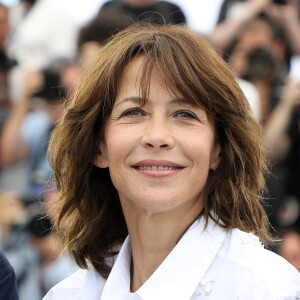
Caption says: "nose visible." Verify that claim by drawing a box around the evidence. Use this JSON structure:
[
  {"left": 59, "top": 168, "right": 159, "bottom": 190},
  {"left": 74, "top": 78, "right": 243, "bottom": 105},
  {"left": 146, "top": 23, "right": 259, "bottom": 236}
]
[{"left": 141, "top": 118, "right": 175, "bottom": 150}]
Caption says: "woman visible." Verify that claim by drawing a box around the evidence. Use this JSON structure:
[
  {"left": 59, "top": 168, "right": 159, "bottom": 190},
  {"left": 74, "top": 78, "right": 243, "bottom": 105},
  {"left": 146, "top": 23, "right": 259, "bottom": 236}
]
[{"left": 44, "top": 25, "right": 300, "bottom": 299}]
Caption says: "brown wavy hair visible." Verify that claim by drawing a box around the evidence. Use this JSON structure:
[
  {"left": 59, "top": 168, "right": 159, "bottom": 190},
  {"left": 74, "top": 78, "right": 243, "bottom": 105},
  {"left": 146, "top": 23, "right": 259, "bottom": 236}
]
[{"left": 48, "top": 24, "right": 271, "bottom": 278}]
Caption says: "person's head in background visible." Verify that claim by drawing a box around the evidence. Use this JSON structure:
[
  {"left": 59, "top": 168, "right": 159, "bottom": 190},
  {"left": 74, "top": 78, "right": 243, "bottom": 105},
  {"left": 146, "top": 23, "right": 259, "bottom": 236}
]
[
  {"left": 77, "top": 8, "right": 132, "bottom": 67},
  {"left": 29, "top": 65, "right": 67, "bottom": 124},
  {"left": 227, "top": 14, "right": 288, "bottom": 122},
  {"left": 228, "top": 14, "right": 287, "bottom": 81},
  {"left": 27, "top": 212, "right": 62, "bottom": 266},
  {"left": 57, "top": 8, "right": 133, "bottom": 99}
]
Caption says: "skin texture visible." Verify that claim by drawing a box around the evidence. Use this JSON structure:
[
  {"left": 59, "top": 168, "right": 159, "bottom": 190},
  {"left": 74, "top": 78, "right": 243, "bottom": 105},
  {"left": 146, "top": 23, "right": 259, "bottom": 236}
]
[
  {"left": 96, "top": 56, "right": 220, "bottom": 214},
  {"left": 95, "top": 56, "right": 221, "bottom": 291}
]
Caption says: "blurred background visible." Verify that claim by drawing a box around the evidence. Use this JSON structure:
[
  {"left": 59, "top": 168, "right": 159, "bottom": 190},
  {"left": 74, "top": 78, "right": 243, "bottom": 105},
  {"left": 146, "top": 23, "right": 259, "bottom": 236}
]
[{"left": 0, "top": 0, "right": 299, "bottom": 298}]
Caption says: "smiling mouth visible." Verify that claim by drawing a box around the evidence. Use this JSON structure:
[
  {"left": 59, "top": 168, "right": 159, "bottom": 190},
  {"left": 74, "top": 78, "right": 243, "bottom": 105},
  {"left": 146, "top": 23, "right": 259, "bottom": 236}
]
[
  {"left": 132, "top": 160, "right": 184, "bottom": 178},
  {"left": 135, "top": 166, "right": 181, "bottom": 170}
]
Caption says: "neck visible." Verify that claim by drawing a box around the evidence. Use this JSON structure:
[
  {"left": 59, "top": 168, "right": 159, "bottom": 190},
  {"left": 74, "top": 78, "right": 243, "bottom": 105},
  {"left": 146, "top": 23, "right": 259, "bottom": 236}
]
[{"left": 122, "top": 201, "right": 203, "bottom": 292}]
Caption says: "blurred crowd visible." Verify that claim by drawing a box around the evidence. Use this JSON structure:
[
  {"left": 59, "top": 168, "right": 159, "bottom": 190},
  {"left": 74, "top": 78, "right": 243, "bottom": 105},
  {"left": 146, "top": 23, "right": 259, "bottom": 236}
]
[{"left": 0, "top": 0, "right": 299, "bottom": 298}]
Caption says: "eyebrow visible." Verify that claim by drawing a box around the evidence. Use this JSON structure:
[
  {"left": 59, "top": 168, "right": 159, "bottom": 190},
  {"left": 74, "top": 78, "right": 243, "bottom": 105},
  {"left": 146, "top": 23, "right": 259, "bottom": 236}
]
[
  {"left": 114, "top": 97, "right": 142, "bottom": 108},
  {"left": 170, "top": 98, "right": 194, "bottom": 106},
  {"left": 114, "top": 96, "right": 196, "bottom": 108}
]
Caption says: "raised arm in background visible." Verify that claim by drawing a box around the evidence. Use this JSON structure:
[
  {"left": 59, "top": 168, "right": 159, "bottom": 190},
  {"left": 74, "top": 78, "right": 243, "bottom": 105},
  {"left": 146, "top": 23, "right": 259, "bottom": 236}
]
[
  {"left": 263, "top": 78, "right": 300, "bottom": 163},
  {"left": 266, "top": 0, "right": 300, "bottom": 55},
  {"left": 0, "top": 70, "right": 43, "bottom": 168},
  {"left": 209, "top": 0, "right": 271, "bottom": 52}
]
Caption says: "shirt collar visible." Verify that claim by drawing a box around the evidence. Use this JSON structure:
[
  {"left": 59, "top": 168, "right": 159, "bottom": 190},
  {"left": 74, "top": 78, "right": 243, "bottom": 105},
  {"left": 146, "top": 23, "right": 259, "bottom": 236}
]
[{"left": 101, "top": 216, "right": 228, "bottom": 300}]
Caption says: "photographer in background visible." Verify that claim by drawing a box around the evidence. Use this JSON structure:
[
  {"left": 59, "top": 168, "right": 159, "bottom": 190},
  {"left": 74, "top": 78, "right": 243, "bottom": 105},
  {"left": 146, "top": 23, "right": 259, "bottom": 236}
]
[
  {"left": 211, "top": 0, "right": 300, "bottom": 236},
  {"left": 20, "top": 211, "right": 77, "bottom": 300},
  {"left": 227, "top": 14, "right": 290, "bottom": 231},
  {"left": 227, "top": 14, "right": 287, "bottom": 122},
  {"left": 0, "top": 195, "right": 77, "bottom": 300},
  {"left": 210, "top": 0, "right": 300, "bottom": 57},
  {"left": 0, "top": 67, "right": 65, "bottom": 197},
  {"left": 264, "top": 77, "right": 300, "bottom": 232}
]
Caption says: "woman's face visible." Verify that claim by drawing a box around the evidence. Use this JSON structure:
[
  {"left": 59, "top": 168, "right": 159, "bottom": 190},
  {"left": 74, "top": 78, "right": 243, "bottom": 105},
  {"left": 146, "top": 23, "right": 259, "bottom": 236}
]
[{"left": 95, "top": 56, "right": 221, "bottom": 216}]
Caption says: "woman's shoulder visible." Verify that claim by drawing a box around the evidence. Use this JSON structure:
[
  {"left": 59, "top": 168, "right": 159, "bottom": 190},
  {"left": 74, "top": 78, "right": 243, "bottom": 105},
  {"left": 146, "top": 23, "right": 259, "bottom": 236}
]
[
  {"left": 217, "top": 228, "right": 300, "bottom": 296},
  {"left": 226, "top": 229, "right": 295, "bottom": 269},
  {"left": 43, "top": 267, "right": 106, "bottom": 300}
]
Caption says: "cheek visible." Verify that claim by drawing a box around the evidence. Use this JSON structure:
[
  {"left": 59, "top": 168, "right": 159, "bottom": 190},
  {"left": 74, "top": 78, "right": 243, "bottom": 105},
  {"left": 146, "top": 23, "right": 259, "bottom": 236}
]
[
  {"left": 105, "top": 128, "right": 134, "bottom": 170},
  {"left": 193, "top": 145, "right": 218, "bottom": 173},
  {"left": 184, "top": 132, "right": 215, "bottom": 157},
  {"left": 105, "top": 126, "right": 125, "bottom": 159}
]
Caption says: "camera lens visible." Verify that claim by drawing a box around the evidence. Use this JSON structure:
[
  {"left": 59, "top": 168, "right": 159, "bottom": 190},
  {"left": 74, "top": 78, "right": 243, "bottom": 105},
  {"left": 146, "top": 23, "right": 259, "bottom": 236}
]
[
  {"left": 247, "top": 47, "right": 274, "bottom": 78},
  {"left": 273, "top": 0, "right": 286, "bottom": 5}
]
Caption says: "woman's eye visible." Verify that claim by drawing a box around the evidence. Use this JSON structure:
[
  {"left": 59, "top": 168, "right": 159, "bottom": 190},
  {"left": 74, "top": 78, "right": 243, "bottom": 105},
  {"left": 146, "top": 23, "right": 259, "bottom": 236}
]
[
  {"left": 121, "top": 108, "right": 146, "bottom": 117},
  {"left": 174, "top": 110, "right": 198, "bottom": 120}
]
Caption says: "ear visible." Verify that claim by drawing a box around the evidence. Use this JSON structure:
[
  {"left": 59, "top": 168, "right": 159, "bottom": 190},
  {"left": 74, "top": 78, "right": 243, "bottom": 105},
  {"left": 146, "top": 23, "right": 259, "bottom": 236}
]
[
  {"left": 210, "top": 143, "right": 221, "bottom": 171},
  {"left": 93, "top": 141, "right": 109, "bottom": 168}
]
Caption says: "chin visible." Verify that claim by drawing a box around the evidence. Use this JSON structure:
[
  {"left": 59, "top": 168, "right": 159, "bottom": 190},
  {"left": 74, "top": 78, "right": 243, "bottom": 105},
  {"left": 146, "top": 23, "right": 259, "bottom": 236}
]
[{"left": 134, "top": 194, "right": 188, "bottom": 214}]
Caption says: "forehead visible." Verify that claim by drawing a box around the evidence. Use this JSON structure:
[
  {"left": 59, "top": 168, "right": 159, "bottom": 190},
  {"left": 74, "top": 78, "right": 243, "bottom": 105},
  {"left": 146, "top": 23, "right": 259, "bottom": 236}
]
[
  {"left": 118, "top": 56, "right": 149, "bottom": 85},
  {"left": 117, "top": 56, "right": 163, "bottom": 90},
  {"left": 115, "top": 55, "right": 188, "bottom": 105},
  {"left": 241, "top": 19, "right": 273, "bottom": 41}
]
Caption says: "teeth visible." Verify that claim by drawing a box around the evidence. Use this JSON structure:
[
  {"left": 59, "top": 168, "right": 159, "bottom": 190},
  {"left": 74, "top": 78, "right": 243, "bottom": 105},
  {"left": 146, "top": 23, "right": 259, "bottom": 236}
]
[{"left": 137, "top": 166, "right": 179, "bottom": 170}]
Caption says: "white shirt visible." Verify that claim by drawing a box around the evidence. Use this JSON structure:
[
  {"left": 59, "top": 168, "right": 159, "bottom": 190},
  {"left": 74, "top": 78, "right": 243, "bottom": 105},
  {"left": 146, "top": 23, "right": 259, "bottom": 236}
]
[
  {"left": 8, "top": 0, "right": 78, "bottom": 68},
  {"left": 237, "top": 78, "right": 261, "bottom": 121},
  {"left": 44, "top": 217, "right": 300, "bottom": 300}
]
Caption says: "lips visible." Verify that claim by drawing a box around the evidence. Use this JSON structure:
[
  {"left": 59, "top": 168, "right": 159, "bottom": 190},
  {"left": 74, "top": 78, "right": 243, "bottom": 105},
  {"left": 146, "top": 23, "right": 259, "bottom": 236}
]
[
  {"left": 137, "top": 166, "right": 179, "bottom": 170},
  {"left": 132, "top": 160, "right": 185, "bottom": 178}
]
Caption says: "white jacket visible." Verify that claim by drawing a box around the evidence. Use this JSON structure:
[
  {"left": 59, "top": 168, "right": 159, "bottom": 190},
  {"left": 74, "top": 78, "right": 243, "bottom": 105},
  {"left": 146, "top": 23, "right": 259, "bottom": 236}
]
[{"left": 44, "top": 217, "right": 300, "bottom": 300}]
